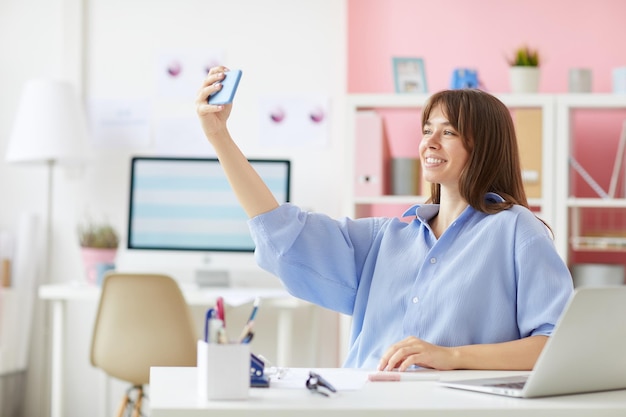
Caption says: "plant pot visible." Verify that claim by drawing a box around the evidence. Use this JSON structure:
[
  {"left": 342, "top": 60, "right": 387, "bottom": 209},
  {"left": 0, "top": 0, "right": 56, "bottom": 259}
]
[
  {"left": 81, "top": 247, "right": 117, "bottom": 285},
  {"left": 509, "top": 66, "right": 540, "bottom": 93}
]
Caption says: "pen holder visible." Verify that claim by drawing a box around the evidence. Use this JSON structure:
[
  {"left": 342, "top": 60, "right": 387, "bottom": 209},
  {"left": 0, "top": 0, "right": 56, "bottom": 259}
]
[{"left": 197, "top": 340, "right": 250, "bottom": 401}]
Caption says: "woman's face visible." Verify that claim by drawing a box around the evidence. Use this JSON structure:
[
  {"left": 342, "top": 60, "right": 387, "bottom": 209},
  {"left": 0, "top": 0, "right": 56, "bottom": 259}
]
[{"left": 419, "top": 104, "right": 469, "bottom": 191}]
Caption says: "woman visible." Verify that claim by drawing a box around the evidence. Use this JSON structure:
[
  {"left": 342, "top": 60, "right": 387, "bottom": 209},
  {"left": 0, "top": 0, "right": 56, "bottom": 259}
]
[{"left": 196, "top": 67, "right": 573, "bottom": 371}]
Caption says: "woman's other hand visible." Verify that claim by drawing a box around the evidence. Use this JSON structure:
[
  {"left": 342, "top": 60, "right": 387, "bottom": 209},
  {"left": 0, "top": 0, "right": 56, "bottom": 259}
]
[{"left": 377, "top": 336, "right": 459, "bottom": 371}]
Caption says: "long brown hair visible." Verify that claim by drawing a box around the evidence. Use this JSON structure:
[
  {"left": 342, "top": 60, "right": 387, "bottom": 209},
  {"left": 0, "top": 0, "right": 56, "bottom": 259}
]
[{"left": 422, "top": 89, "right": 529, "bottom": 214}]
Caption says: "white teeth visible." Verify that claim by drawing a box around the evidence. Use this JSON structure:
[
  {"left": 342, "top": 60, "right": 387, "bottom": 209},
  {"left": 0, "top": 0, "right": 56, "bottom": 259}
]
[{"left": 425, "top": 157, "right": 445, "bottom": 164}]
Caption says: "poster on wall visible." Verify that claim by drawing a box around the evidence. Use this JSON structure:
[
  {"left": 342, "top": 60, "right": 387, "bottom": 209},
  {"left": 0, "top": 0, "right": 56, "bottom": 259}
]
[
  {"left": 156, "top": 49, "right": 224, "bottom": 99},
  {"left": 258, "top": 95, "right": 330, "bottom": 149},
  {"left": 87, "top": 98, "right": 152, "bottom": 148}
]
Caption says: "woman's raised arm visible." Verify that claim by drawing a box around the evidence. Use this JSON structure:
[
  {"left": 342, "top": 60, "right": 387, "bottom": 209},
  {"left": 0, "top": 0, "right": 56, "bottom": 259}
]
[{"left": 195, "top": 67, "right": 279, "bottom": 218}]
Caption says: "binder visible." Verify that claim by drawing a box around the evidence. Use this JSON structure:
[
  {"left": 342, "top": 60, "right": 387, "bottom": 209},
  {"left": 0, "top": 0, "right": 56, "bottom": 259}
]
[
  {"left": 354, "top": 111, "right": 389, "bottom": 196},
  {"left": 514, "top": 108, "right": 543, "bottom": 199}
]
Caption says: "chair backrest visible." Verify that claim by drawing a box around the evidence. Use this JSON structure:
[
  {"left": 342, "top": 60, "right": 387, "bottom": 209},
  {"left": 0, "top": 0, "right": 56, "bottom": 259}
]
[{"left": 90, "top": 273, "right": 197, "bottom": 385}]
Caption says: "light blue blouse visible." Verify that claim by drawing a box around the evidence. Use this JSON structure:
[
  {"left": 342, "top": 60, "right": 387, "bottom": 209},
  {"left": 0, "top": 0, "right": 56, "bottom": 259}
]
[{"left": 248, "top": 194, "right": 574, "bottom": 369}]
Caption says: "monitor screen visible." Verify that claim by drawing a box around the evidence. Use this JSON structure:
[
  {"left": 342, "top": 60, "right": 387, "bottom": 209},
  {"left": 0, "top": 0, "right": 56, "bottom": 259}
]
[{"left": 127, "top": 156, "right": 290, "bottom": 253}]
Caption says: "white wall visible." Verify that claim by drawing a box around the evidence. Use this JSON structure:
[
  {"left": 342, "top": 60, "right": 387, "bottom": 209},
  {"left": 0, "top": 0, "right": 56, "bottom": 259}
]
[
  {"left": 1, "top": 1, "right": 68, "bottom": 416},
  {"left": 0, "top": 0, "right": 347, "bottom": 415}
]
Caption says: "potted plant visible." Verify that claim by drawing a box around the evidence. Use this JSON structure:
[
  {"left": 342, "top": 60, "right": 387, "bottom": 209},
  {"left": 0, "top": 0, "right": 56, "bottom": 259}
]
[
  {"left": 78, "top": 221, "right": 119, "bottom": 285},
  {"left": 508, "top": 45, "right": 541, "bottom": 93}
]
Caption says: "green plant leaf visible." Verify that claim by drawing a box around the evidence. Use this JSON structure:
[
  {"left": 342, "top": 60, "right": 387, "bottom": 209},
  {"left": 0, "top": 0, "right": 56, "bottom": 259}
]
[
  {"left": 509, "top": 45, "right": 540, "bottom": 67},
  {"left": 77, "top": 222, "right": 120, "bottom": 248}
]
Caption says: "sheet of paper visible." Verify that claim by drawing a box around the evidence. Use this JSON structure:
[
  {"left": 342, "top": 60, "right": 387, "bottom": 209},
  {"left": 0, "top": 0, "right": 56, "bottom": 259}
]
[
  {"left": 258, "top": 95, "right": 330, "bottom": 149},
  {"left": 156, "top": 48, "right": 224, "bottom": 99},
  {"left": 87, "top": 98, "right": 151, "bottom": 148},
  {"left": 269, "top": 368, "right": 369, "bottom": 391}
]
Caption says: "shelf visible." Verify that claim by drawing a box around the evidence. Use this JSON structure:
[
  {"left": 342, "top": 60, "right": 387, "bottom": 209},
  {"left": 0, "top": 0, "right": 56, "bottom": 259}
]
[
  {"left": 347, "top": 93, "right": 626, "bottom": 110},
  {"left": 346, "top": 94, "right": 430, "bottom": 109},
  {"left": 571, "top": 236, "right": 626, "bottom": 252},
  {"left": 495, "top": 94, "right": 555, "bottom": 108},
  {"left": 557, "top": 94, "right": 626, "bottom": 108},
  {"left": 354, "top": 196, "right": 544, "bottom": 207},
  {"left": 346, "top": 93, "right": 556, "bottom": 110},
  {"left": 354, "top": 195, "right": 427, "bottom": 205},
  {"left": 566, "top": 198, "right": 626, "bottom": 208}
]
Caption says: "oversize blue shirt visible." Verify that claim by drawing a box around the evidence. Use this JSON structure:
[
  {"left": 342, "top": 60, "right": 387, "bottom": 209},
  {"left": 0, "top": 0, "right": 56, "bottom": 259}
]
[{"left": 248, "top": 195, "right": 574, "bottom": 369}]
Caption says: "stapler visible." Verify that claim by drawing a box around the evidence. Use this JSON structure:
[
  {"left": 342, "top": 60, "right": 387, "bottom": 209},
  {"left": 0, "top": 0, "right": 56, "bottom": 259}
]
[{"left": 250, "top": 353, "right": 270, "bottom": 388}]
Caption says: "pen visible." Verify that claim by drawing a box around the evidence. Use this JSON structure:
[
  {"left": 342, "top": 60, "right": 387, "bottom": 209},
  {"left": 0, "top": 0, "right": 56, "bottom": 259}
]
[
  {"left": 217, "top": 326, "right": 229, "bottom": 344},
  {"left": 247, "top": 297, "right": 261, "bottom": 322},
  {"left": 208, "top": 317, "right": 225, "bottom": 344},
  {"left": 203, "top": 308, "right": 215, "bottom": 342},
  {"left": 216, "top": 296, "right": 225, "bottom": 325},
  {"left": 238, "top": 297, "right": 261, "bottom": 342},
  {"left": 368, "top": 371, "right": 439, "bottom": 382}
]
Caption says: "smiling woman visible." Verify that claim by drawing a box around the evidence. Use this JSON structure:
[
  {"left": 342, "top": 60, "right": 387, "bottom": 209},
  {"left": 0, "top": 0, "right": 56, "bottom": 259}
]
[{"left": 197, "top": 66, "right": 574, "bottom": 372}]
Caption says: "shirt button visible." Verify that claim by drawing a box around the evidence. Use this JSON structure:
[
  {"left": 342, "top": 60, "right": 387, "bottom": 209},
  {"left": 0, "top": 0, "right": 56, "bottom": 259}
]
[
  {"left": 412, "top": 296, "right": 419, "bottom": 304},
  {"left": 430, "top": 257, "right": 437, "bottom": 264}
]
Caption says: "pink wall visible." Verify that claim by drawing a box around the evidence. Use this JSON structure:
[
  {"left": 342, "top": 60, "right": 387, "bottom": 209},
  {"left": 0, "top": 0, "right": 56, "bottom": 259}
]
[
  {"left": 347, "top": 0, "right": 626, "bottom": 270},
  {"left": 347, "top": 0, "right": 626, "bottom": 94}
]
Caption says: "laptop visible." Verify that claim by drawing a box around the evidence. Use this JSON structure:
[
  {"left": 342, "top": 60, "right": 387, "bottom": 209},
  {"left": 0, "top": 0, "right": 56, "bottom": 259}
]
[{"left": 439, "top": 286, "right": 626, "bottom": 398}]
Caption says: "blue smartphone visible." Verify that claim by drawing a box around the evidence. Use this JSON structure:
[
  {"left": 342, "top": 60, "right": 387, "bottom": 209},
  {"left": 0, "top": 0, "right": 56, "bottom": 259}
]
[{"left": 207, "top": 69, "right": 242, "bottom": 105}]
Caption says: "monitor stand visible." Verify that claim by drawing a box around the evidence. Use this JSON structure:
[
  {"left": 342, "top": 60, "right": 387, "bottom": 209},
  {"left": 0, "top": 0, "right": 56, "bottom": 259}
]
[{"left": 194, "top": 269, "right": 230, "bottom": 287}]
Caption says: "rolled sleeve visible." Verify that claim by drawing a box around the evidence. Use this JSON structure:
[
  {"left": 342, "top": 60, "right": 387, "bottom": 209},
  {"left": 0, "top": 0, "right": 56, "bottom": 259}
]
[{"left": 248, "top": 204, "right": 378, "bottom": 314}]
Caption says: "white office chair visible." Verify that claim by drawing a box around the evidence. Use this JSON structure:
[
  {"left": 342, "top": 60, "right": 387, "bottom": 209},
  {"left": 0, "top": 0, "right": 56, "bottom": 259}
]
[{"left": 90, "top": 273, "right": 197, "bottom": 417}]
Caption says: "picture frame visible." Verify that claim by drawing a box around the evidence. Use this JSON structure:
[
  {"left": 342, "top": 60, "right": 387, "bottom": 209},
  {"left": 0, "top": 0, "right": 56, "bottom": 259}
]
[{"left": 392, "top": 57, "right": 427, "bottom": 93}]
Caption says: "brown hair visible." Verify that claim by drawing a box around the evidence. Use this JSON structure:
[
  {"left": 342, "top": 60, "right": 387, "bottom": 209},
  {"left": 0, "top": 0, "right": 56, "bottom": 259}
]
[{"left": 421, "top": 89, "right": 529, "bottom": 214}]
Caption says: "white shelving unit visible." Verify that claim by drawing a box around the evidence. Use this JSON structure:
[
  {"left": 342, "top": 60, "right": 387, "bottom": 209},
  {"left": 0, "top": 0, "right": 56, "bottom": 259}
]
[
  {"left": 554, "top": 94, "right": 626, "bottom": 261},
  {"left": 345, "top": 93, "right": 556, "bottom": 231}
]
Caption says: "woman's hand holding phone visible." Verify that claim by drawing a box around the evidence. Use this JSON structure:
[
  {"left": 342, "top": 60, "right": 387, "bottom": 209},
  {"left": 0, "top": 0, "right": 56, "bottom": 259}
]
[
  {"left": 207, "top": 69, "right": 242, "bottom": 105},
  {"left": 196, "top": 67, "right": 239, "bottom": 140}
]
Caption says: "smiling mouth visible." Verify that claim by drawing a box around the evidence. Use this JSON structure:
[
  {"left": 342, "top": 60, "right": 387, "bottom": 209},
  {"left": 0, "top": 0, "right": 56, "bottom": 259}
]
[{"left": 425, "top": 157, "right": 446, "bottom": 164}]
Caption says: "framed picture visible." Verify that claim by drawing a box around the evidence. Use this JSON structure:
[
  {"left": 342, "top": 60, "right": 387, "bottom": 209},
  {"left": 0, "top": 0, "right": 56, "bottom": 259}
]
[{"left": 392, "top": 57, "right": 427, "bottom": 93}]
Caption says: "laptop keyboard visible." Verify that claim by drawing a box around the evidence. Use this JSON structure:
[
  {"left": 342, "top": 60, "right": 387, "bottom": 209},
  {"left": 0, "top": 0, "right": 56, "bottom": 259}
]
[{"left": 492, "top": 381, "right": 526, "bottom": 389}]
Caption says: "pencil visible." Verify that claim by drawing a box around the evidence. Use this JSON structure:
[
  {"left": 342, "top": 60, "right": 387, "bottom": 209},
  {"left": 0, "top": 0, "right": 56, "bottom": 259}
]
[{"left": 368, "top": 371, "right": 439, "bottom": 382}]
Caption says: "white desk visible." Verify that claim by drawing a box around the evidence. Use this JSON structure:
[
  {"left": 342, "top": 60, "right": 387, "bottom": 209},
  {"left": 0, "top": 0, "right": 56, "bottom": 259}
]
[
  {"left": 38, "top": 282, "right": 308, "bottom": 417},
  {"left": 150, "top": 367, "right": 626, "bottom": 417}
]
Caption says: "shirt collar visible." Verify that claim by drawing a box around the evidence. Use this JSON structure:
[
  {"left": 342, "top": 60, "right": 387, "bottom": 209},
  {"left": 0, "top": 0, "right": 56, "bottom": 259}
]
[{"left": 401, "top": 192, "right": 505, "bottom": 220}]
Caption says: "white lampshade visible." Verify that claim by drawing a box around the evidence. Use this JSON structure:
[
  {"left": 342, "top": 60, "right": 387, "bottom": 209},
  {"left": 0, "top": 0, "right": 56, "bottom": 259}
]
[{"left": 5, "top": 79, "right": 88, "bottom": 163}]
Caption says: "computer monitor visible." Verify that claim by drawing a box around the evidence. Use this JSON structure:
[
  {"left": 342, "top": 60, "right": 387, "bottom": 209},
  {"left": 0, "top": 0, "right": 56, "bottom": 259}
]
[{"left": 118, "top": 156, "right": 291, "bottom": 286}]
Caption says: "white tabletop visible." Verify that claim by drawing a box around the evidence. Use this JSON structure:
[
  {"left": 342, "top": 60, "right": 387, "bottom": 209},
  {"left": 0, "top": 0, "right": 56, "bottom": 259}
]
[
  {"left": 150, "top": 367, "right": 626, "bottom": 417},
  {"left": 38, "top": 281, "right": 300, "bottom": 307}
]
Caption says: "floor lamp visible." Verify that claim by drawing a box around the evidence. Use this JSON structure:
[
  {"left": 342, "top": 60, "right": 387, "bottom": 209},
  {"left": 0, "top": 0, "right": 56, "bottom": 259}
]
[
  {"left": 6, "top": 79, "right": 89, "bottom": 263},
  {"left": 5, "top": 78, "right": 89, "bottom": 417}
]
